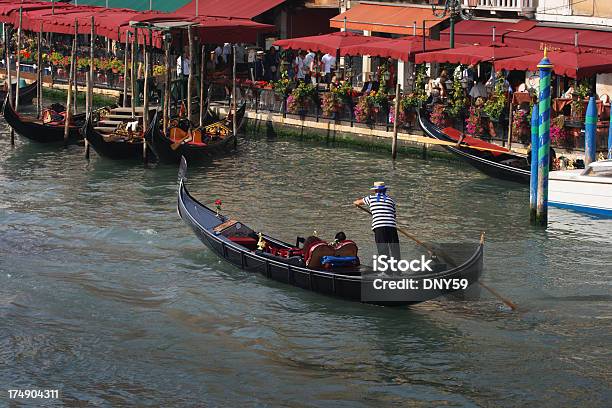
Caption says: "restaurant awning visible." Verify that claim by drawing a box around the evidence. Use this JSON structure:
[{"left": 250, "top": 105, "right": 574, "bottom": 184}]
[
  {"left": 494, "top": 49, "right": 612, "bottom": 79},
  {"left": 176, "top": 0, "right": 285, "bottom": 19},
  {"left": 330, "top": 4, "right": 446, "bottom": 36},
  {"left": 439, "top": 19, "right": 536, "bottom": 46},
  {"left": 440, "top": 19, "right": 612, "bottom": 53},
  {"left": 340, "top": 37, "right": 453, "bottom": 62},
  {"left": 415, "top": 44, "right": 532, "bottom": 65},
  {"left": 274, "top": 31, "right": 382, "bottom": 55}
]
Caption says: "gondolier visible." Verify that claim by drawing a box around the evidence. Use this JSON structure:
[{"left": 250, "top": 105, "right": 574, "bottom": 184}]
[{"left": 353, "top": 181, "right": 401, "bottom": 260}]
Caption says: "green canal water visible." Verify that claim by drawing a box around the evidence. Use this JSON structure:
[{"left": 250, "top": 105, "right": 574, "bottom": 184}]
[{"left": 0, "top": 117, "right": 611, "bottom": 407}]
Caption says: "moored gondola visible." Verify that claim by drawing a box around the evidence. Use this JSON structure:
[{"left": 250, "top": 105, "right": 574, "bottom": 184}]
[
  {"left": 146, "top": 103, "right": 246, "bottom": 164},
  {"left": 82, "top": 107, "right": 156, "bottom": 160},
  {"left": 177, "top": 158, "right": 485, "bottom": 306},
  {"left": 0, "top": 80, "right": 38, "bottom": 106},
  {"left": 418, "top": 109, "right": 530, "bottom": 184},
  {"left": 2, "top": 96, "right": 85, "bottom": 143}
]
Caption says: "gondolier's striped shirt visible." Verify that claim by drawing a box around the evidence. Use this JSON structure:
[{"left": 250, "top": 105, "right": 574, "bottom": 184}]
[{"left": 363, "top": 194, "right": 397, "bottom": 230}]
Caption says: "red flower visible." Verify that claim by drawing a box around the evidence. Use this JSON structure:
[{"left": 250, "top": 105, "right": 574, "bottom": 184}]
[{"left": 214, "top": 199, "right": 222, "bottom": 206}]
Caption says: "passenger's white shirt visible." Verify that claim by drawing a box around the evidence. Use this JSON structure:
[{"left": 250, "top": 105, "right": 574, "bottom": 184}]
[
  {"left": 321, "top": 53, "right": 336, "bottom": 74},
  {"left": 303, "top": 52, "right": 315, "bottom": 71},
  {"left": 294, "top": 56, "right": 305, "bottom": 79},
  {"left": 177, "top": 56, "right": 190, "bottom": 75}
]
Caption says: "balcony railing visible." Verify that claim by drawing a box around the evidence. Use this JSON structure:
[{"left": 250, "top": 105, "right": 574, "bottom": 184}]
[{"left": 462, "top": 0, "right": 536, "bottom": 12}]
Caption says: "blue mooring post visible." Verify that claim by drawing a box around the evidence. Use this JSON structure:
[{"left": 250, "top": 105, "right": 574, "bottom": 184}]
[
  {"left": 585, "top": 96, "right": 597, "bottom": 166},
  {"left": 608, "top": 108, "right": 612, "bottom": 159},
  {"left": 530, "top": 104, "right": 539, "bottom": 224},
  {"left": 536, "top": 49, "right": 553, "bottom": 228}
]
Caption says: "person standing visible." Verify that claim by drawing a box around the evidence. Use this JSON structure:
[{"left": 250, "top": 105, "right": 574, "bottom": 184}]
[
  {"left": 353, "top": 181, "right": 401, "bottom": 261},
  {"left": 176, "top": 52, "right": 190, "bottom": 103},
  {"left": 264, "top": 46, "right": 279, "bottom": 81},
  {"left": 294, "top": 51, "right": 306, "bottom": 82},
  {"left": 321, "top": 52, "right": 336, "bottom": 85},
  {"left": 303, "top": 49, "right": 315, "bottom": 84}
]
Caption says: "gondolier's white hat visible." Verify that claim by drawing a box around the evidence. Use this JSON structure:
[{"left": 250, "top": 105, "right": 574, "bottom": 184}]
[{"left": 370, "top": 181, "right": 387, "bottom": 190}]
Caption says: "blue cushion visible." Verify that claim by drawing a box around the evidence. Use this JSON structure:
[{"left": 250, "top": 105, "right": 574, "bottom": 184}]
[{"left": 320, "top": 256, "right": 360, "bottom": 268}]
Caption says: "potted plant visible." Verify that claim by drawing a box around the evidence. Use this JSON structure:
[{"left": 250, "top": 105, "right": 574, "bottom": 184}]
[
  {"left": 465, "top": 106, "right": 484, "bottom": 138},
  {"left": 354, "top": 94, "right": 376, "bottom": 127},
  {"left": 321, "top": 90, "right": 343, "bottom": 120},
  {"left": 446, "top": 77, "right": 467, "bottom": 127},
  {"left": 287, "top": 82, "right": 316, "bottom": 117},
  {"left": 110, "top": 58, "right": 123, "bottom": 74},
  {"left": 483, "top": 80, "right": 507, "bottom": 139},
  {"left": 429, "top": 103, "right": 448, "bottom": 128},
  {"left": 570, "top": 80, "right": 590, "bottom": 123}
]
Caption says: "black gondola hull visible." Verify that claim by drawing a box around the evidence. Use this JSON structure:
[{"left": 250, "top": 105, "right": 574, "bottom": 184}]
[
  {"left": 147, "top": 103, "right": 246, "bottom": 164},
  {"left": 0, "top": 81, "right": 38, "bottom": 106},
  {"left": 83, "top": 112, "right": 154, "bottom": 160},
  {"left": 418, "top": 110, "right": 530, "bottom": 184},
  {"left": 177, "top": 160, "right": 484, "bottom": 306},
  {"left": 2, "top": 96, "right": 84, "bottom": 143}
]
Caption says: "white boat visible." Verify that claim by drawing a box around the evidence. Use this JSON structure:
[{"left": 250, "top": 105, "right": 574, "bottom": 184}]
[{"left": 549, "top": 160, "right": 612, "bottom": 216}]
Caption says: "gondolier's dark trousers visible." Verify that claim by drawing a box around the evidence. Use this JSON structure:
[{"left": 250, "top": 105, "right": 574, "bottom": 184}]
[{"left": 374, "top": 227, "right": 401, "bottom": 260}]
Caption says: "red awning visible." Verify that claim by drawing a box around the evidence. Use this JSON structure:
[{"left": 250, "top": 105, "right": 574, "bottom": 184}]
[
  {"left": 494, "top": 49, "right": 612, "bottom": 79},
  {"left": 415, "top": 44, "right": 533, "bottom": 65},
  {"left": 330, "top": 3, "right": 445, "bottom": 36},
  {"left": 274, "top": 32, "right": 383, "bottom": 55},
  {"left": 440, "top": 19, "right": 612, "bottom": 53},
  {"left": 339, "top": 36, "right": 453, "bottom": 62},
  {"left": 504, "top": 26, "right": 612, "bottom": 53},
  {"left": 176, "top": 0, "right": 285, "bottom": 19}
]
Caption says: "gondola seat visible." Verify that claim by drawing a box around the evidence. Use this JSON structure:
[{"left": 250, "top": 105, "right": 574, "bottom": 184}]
[{"left": 229, "top": 236, "right": 258, "bottom": 250}]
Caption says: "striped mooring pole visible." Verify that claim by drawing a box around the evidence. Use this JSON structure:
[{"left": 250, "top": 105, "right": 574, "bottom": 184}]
[
  {"left": 584, "top": 96, "right": 597, "bottom": 166},
  {"left": 536, "top": 49, "right": 553, "bottom": 228},
  {"left": 608, "top": 108, "right": 612, "bottom": 159},
  {"left": 530, "top": 104, "right": 539, "bottom": 224}
]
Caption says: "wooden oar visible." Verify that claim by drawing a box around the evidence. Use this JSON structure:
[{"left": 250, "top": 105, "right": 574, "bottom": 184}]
[
  {"left": 170, "top": 129, "right": 192, "bottom": 150},
  {"left": 355, "top": 204, "right": 518, "bottom": 311}
]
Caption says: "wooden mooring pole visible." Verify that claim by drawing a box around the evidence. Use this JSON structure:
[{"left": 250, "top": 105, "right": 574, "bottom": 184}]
[
  {"left": 37, "top": 23, "right": 43, "bottom": 119},
  {"left": 142, "top": 27, "right": 150, "bottom": 164},
  {"left": 64, "top": 21, "right": 77, "bottom": 143},
  {"left": 123, "top": 29, "right": 129, "bottom": 108},
  {"left": 199, "top": 44, "right": 205, "bottom": 127},
  {"left": 163, "top": 32, "right": 171, "bottom": 132},
  {"left": 5, "top": 25, "right": 14, "bottom": 145},
  {"left": 14, "top": 6, "right": 22, "bottom": 112},
  {"left": 187, "top": 24, "right": 195, "bottom": 122},
  {"left": 529, "top": 104, "right": 539, "bottom": 225},
  {"left": 391, "top": 81, "right": 400, "bottom": 160},
  {"left": 131, "top": 27, "right": 137, "bottom": 117}
]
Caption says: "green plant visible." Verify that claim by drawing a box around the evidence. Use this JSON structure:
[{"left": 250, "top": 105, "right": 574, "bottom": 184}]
[
  {"left": 483, "top": 80, "right": 506, "bottom": 121},
  {"left": 272, "top": 73, "right": 291, "bottom": 96},
  {"left": 446, "top": 77, "right": 466, "bottom": 118},
  {"left": 287, "top": 82, "right": 316, "bottom": 113},
  {"left": 413, "top": 64, "right": 428, "bottom": 105}
]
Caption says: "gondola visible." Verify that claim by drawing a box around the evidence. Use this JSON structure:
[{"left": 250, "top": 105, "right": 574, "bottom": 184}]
[
  {"left": 0, "top": 80, "right": 38, "bottom": 106},
  {"left": 82, "top": 109, "right": 155, "bottom": 160},
  {"left": 177, "top": 158, "right": 485, "bottom": 306},
  {"left": 418, "top": 109, "right": 530, "bottom": 184},
  {"left": 2, "top": 96, "right": 85, "bottom": 143},
  {"left": 146, "top": 103, "right": 246, "bottom": 164}
]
